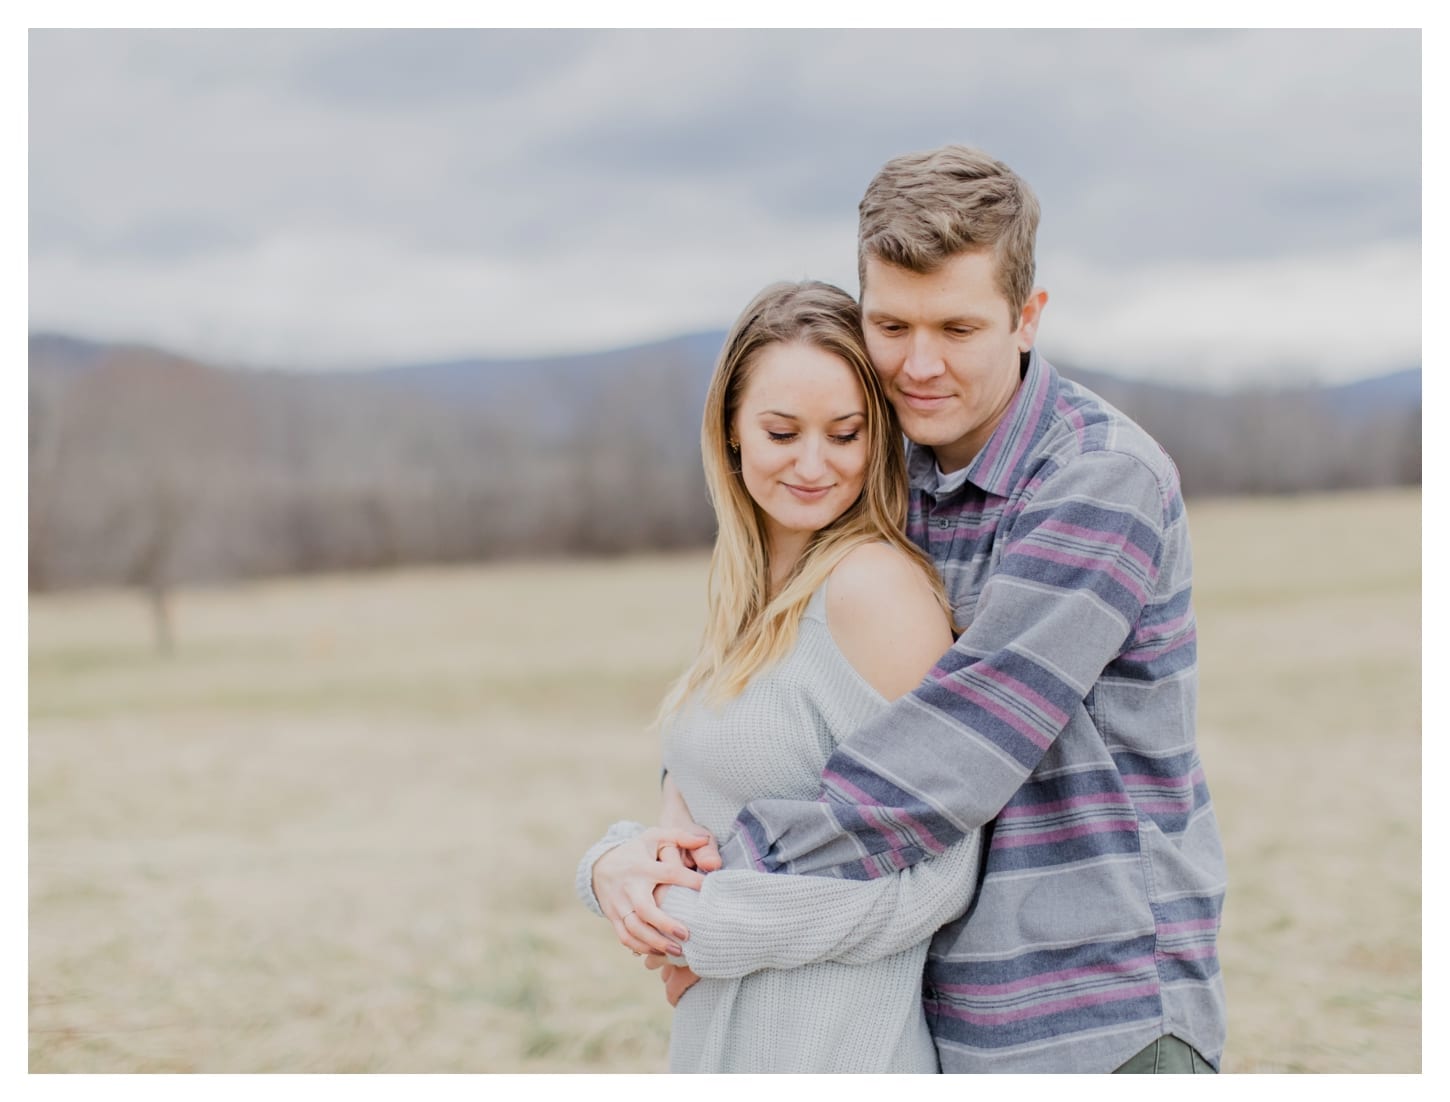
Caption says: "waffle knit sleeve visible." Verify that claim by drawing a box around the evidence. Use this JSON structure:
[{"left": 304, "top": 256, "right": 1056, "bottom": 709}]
[{"left": 659, "top": 828, "right": 979, "bottom": 978}]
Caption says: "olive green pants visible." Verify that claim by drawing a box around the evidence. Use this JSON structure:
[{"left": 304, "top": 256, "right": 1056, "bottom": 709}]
[{"left": 1113, "top": 1035, "right": 1217, "bottom": 1074}]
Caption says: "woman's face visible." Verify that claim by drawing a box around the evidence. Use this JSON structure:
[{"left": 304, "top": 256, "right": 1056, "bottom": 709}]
[{"left": 732, "top": 341, "right": 870, "bottom": 560}]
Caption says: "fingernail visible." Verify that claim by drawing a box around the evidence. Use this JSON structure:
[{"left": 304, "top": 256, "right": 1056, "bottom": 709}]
[
  {"left": 673, "top": 927, "right": 689, "bottom": 941},
  {"left": 666, "top": 942, "right": 683, "bottom": 955}
]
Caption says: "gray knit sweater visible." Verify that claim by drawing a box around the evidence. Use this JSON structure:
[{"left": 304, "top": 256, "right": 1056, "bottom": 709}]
[{"left": 576, "top": 584, "right": 981, "bottom": 1073}]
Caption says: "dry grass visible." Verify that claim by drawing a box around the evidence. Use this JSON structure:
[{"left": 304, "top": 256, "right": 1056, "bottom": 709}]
[{"left": 29, "top": 489, "right": 1421, "bottom": 1072}]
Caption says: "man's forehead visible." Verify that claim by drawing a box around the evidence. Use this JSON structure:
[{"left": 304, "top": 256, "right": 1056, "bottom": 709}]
[{"left": 860, "top": 252, "right": 1007, "bottom": 318}]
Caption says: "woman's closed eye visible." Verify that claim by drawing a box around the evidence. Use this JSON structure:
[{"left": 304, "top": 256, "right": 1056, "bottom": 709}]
[{"left": 766, "top": 430, "right": 861, "bottom": 444}]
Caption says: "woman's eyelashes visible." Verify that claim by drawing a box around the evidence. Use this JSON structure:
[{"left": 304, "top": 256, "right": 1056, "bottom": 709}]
[{"left": 763, "top": 429, "right": 862, "bottom": 444}]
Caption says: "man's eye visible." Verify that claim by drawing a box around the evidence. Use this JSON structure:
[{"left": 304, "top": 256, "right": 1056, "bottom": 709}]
[
  {"left": 947, "top": 327, "right": 975, "bottom": 337},
  {"left": 879, "top": 324, "right": 905, "bottom": 334}
]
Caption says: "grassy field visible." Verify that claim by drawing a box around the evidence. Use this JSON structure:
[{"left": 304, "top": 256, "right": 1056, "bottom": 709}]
[{"left": 29, "top": 488, "right": 1421, "bottom": 1073}]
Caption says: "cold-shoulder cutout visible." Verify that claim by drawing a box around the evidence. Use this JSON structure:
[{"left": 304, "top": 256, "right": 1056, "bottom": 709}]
[{"left": 825, "top": 542, "right": 954, "bottom": 701}]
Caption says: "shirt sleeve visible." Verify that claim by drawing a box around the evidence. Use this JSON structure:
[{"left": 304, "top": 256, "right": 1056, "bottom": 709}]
[
  {"left": 658, "top": 830, "right": 980, "bottom": 977},
  {"left": 717, "top": 450, "right": 1170, "bottom": 880},
  {"left": 574, "top": 820, "right": 647, "bottom": 918}
]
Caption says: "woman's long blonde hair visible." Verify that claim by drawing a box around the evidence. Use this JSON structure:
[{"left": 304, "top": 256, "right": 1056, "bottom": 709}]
[{"left": 662, "top": 280, "right": 952, "bottom": 716}]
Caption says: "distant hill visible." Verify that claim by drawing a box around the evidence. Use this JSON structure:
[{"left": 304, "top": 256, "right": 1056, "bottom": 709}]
[
  {"left": 27, "top": 329, "right": 1421, "bottom": 590},
  {"left": 1316, "top": 367, "right": 1421, "bottom": 420},
  {"left": 29, "top": 328, "right": 1421, "bottom": 424}
]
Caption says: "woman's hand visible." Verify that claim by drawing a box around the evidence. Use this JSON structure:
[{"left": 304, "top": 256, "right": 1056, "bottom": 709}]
[
  {"left": 643, "top": 952, "right": 702, "bottom": 1007},
  {"left": 591, "top": 826, "right": 715, "bottom": 956},
  {"left": 659, "top": 774, "right": 722, "bottom": 873}
]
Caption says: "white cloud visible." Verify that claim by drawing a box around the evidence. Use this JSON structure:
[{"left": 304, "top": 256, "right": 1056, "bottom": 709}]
[
  {"left": 27, "top": 213, "right": 861, "bottom": 369},
  {"left": 27, "top": 28, "right": 1422, "bottom": 384},
  {"left": 1041, "top": 239, "right": 1422, "bottom": 387}
]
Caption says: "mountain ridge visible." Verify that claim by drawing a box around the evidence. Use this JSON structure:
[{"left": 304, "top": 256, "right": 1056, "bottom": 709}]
[{"left": 27, "top": 328, "right": 1423, "bottom": 411}]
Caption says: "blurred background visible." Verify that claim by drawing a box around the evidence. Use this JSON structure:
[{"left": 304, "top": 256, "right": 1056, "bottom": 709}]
[{"left": 29, "top": 28, "right": 1421, "bottom": 1072}]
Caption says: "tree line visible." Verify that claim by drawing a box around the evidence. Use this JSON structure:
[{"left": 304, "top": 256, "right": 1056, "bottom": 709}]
[{"left": 28, "top": 336, "right": 1420, "bottom": 647}]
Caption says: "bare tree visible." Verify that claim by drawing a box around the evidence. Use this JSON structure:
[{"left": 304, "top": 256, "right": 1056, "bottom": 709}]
[{"left": 44, "top": 349, "right": 247, "bottom": 652}]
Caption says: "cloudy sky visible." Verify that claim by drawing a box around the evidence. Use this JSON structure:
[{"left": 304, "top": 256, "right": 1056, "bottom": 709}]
[{"left": 29, "top": 28, "right": 1422, "bottom": 387}]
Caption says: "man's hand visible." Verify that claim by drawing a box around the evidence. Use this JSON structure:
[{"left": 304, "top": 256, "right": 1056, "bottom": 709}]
[
  {"left": 643, "top": 952, "right": 701, "bottom": 1007},
  {"left": 591, "top": 826, "right": 715, "bottom": 957},
  {"left": 660, "top": 774, "right": 721, "bottom": 873}
]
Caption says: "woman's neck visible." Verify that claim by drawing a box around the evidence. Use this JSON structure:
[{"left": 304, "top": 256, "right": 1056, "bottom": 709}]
[{"left": 766, "top": 531, "right": 809, "bottom": 598}]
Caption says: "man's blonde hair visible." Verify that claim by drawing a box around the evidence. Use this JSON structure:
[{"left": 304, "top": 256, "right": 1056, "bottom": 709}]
[{"left": 858, "top": 144, "right": 1041, "bottom": 325}]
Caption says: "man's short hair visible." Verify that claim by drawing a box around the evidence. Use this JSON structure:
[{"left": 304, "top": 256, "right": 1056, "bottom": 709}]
[{"left": 858, "top": 145, "right": 1041, "bottom": 325}]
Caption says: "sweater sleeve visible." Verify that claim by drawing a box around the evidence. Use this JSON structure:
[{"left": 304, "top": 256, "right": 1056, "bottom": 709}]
[
  {"left": 573, "top": 819, "right": 647, "bottom": 918},
  {"left": 658, "top": 829, "right": 980, "bottom": 978}
]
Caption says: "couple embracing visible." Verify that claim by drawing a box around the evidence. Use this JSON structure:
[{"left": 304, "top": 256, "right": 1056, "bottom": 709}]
[{"left": 576, "top": 144, "right": 1227, "bottom": 1075}]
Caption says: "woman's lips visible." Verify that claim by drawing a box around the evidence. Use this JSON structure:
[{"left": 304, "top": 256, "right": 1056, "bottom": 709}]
[{"left": 785, "top": 483, "right": 833, "bottom": 501}]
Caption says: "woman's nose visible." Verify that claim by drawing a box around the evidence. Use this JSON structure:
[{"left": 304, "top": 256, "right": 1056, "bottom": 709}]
[{"left": 794, "top": 438, "right": 826, "bottom": 479}]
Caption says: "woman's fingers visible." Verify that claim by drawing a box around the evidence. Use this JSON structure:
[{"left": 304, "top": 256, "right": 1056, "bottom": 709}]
[
  {"left": 688, "top": 834, "right": 723, "bottom": 872},
  {"left": 653, "top": 826, "right": 720, "bottom": 872},
  {"left": 621, "top": 902, "right": 685, "bottom": 957},
  {"left": 594, "top": 826, "right": 713, "bottom": 958},
  {"left": 658, "top": 860, "right": 706, "bottom": 892},
  {"left": 664, "top": 965, "right": 701, "bottom": 1007},
  {"left": 641, "top": 826, "right": 715, "bottom": 857},
  {"left": 608, "top": 915, "right": 656, "bottom": 957}
]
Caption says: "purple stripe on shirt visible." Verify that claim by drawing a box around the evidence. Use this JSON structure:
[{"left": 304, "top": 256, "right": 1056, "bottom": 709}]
[
  {"left": 889, "top": 810, "right": 950, "bottom": 855},
  {"left": 822, "top": 765, "right": 882, "bottom": 808},
  {"left": 975, "top": 663, "right": 1071, "bottom": 727},
  {"left": 935, "top": 953, "right": 1157, "bottom": 997},
  {"left": 821, "top": 768, "right": 949, "bottom": 857},
  {"left": 1008, "top": 543, "right": 1151, "bottom": 605},
  {"left": 928, "top": 981, "right": 1161, "bottom": 1025},
  {"left": 1038, "top": 519, "right": 1157, "bottom": 575},
  {"left": 995, "top": 369, "right": 1050, "bottom": 482},
  {"left": 1056, "top": 394, "right": 1088, "bottom": 436},
  {"left": 1137, "top": 799, "right": 1194, "bottom": 814},
  {"left": 992, "top": 817, "right": 1139, "bottom": 848},
  {"left": 1134, "top": 611, "right": 1194, "bottom": 642},
  {"left": 935, "top": 676, "right": 1054, "bottom": 750},
  {"left": 998, "top": 792, "right": 1134, "bottom": 819}
]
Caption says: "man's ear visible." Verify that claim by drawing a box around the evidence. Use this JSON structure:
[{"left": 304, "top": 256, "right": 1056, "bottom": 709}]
[{"left": 1015, "top": 288, "right": 1049, "bottom": 352}]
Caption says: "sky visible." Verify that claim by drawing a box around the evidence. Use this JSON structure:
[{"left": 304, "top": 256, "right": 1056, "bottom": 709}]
[{"left": 28, "top": 27, "right": 1423, "bottom": 387}]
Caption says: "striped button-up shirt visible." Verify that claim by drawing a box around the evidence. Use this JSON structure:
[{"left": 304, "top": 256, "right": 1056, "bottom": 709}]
[{"left": 717, "top": 350, "right": 1227, "bottom": 1073}]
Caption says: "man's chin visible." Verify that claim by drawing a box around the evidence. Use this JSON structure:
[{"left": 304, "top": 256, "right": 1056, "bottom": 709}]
[{"left": 896, "top": 416, "right": 960, "bottom": 450}]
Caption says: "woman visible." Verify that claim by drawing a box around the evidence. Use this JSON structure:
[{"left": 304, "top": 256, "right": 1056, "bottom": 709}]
[{"left": 575, "top": 281, "right": 980, "bottom": 1073}]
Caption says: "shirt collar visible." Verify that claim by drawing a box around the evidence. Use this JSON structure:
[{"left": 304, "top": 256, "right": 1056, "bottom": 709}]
[{"left": 906, "top": 348, "right": 1060, "bottom": 499}]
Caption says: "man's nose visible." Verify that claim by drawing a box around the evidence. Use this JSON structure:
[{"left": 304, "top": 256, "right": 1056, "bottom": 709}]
[{"left": 902, "top": 334, "right": 946, "bottom": 381}]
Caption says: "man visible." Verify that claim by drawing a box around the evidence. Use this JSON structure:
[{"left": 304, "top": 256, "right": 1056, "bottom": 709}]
[{"left": 592, "top": 144, "right": 1227, "bottom": 1074}]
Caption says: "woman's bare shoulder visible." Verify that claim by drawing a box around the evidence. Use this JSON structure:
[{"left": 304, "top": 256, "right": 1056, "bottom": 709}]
[{"left": 825, "top": 542, "right": 953, "bottom": 701}]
